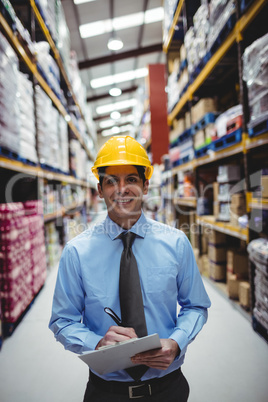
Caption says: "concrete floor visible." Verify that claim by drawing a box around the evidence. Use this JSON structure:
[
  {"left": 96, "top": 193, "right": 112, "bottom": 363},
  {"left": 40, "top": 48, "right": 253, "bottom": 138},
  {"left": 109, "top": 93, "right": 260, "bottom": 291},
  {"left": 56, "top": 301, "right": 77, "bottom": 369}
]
[{"left": 0, "top": 266, "right": 267, "bottom": 402}]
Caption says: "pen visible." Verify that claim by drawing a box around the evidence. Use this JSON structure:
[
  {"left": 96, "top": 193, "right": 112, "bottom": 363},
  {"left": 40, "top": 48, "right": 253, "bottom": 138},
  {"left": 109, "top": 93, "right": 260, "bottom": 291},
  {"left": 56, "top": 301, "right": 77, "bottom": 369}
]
[{"left": 104, "top": 307, "right": 122, "bottom": 326}]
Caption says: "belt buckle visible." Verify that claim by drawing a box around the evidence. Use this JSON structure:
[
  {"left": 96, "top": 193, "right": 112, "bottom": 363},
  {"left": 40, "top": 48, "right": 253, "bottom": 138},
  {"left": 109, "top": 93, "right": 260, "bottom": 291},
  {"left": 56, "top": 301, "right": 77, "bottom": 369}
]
[{"left": 128, "top": 383, "right": 152, "bottom": 399}]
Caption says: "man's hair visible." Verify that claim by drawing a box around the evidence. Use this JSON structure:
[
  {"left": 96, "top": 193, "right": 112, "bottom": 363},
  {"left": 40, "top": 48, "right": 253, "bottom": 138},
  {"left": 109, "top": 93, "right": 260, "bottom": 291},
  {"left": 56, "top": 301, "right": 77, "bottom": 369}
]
[{"left": 98, "top": 165, "right": 146, "bottom": 188}]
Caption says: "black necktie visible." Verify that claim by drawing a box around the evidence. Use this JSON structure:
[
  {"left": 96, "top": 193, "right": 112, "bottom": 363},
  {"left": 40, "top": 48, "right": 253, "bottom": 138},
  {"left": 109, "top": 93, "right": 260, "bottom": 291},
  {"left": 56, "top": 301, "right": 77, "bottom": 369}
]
[{"left": 119, "top": 231, "right": 148, "bottom": 380}]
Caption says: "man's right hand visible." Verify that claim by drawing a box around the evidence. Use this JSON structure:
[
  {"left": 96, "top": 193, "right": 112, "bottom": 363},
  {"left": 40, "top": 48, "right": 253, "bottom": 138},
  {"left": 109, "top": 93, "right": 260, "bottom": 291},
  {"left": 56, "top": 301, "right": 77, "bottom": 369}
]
[{"left": 95, "top": 326, "right": 137, "bottom": 349}]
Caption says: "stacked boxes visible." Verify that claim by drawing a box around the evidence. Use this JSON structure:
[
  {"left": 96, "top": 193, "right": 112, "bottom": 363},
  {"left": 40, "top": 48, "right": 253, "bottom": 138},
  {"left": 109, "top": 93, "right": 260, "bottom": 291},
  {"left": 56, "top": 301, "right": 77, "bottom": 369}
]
[
  {"left": 226, "top": 250, "right": 248, "bottom": 299},
  {"left": 248, "top": 239, "right": 268, "bottom": 331},
  {"left": 230, "top": 193, "right": 246, "bottom": 226},
  {"left": 207, "top": 230, "right": 227, "bottom": 281},
  {"left": 191, "top": 98, "right": 218, "bottom": 125},
  {"left": 215, "top": 164, "right": 242, "bottom": 221},
  {"left": 0, "top": 201, "right": 47, "bottom": 324},
  {"left": 261, "top": 174, "right": 268, "bottom": 198},
  {"left": 239, "top": 281, "right": 250, "bottom": 309},
  {"left": 214, "top": 105, "right": 243, "bottom": 138}
]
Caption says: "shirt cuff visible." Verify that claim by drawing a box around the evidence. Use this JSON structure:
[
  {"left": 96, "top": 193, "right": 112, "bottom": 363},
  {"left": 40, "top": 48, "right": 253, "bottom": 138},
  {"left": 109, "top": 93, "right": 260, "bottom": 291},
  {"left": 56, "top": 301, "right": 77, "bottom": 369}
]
[
  {"left": 82, "top": 332, "right": 103, "bottom": 353},
  {"left": 169, "top": 328, "right": 189, "bottom": 357}
]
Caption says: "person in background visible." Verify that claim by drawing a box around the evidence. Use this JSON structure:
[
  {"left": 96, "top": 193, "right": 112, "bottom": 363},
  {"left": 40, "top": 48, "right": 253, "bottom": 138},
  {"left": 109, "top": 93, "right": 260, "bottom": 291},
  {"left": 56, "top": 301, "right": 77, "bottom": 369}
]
[{"left": 49, "top": 135, "right": 211, "bottom": 401}]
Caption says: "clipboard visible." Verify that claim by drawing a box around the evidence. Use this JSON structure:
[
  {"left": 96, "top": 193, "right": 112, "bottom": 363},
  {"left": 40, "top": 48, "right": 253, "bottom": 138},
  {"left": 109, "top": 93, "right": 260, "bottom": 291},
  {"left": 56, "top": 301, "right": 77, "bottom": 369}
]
[{"left": 78, "top": 333, "right": 161, "bottom": 375}]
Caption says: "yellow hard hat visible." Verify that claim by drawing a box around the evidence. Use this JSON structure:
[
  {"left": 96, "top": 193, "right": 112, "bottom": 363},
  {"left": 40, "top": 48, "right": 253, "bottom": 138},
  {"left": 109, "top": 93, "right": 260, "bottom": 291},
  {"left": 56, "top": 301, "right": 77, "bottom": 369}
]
[{"left": 91, "top": 135, "right": 153, "bottom": 180}]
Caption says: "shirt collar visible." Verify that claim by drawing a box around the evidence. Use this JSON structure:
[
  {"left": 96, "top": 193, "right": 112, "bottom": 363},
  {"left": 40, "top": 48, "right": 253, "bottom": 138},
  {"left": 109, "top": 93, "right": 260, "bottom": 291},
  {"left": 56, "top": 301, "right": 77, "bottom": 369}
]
[{"left": 104, "top": 210, "right": 148, "bottom": 240}]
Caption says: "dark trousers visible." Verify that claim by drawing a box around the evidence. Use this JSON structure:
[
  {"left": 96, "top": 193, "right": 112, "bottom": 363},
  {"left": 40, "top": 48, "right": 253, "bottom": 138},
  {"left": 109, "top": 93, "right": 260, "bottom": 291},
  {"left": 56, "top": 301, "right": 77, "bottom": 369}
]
[{"left": 83, "top": 370, "right": 190, "bottom": 402}]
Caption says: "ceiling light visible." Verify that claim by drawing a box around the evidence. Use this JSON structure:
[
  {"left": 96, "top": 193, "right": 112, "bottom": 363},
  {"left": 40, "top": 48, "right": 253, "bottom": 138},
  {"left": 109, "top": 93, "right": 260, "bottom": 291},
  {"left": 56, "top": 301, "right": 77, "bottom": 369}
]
[
  {"left": 107, "top": 37, "right": 123, "bottom": 51},
  {"left": 109, "top": 87, "right": 122, "bottom": 97},
  {"left": 74, "top": 0, "right": 96, "bottom": 4},
  {"left": 96, "top": 99, "right": 137, "bottom": 115},
  {"left": 79, "top": 7, "right": 164, "bottom": 39},
  {"left": 90, "top": 67, "right": 148, "bottom": 89},
  {"left": 99, "top": 114, "right": 134, "bottom": 129},
  {"left": 110, "top": 111, "right": 121, "bottom": 120},
  {"left": 101, "top": 124, "right": 133, "bottom": 137}
]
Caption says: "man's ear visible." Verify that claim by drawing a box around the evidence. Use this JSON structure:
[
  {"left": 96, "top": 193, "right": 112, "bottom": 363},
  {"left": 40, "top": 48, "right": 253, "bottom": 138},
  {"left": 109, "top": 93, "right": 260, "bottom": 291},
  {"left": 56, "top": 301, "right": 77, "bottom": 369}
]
[
  {"left": 97, "top": 183, "right": 103, "bottom": 198},
  {"left": 143, "top": 179, "right": 149, "bottom": 195}
]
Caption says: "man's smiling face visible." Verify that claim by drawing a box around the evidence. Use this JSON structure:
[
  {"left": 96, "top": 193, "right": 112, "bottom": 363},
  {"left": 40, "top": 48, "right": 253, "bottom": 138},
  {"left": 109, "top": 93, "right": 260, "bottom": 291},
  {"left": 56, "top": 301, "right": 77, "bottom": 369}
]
[{"left": 97, "top": 165, "right": 149, "bottom": 229}]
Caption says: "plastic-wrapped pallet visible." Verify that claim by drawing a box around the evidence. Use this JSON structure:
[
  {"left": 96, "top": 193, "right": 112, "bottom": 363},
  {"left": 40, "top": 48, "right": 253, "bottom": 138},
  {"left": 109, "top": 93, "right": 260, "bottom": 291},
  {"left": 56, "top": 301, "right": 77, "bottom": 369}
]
[
  {"left": 193, "top": 3, "right": 210, "bottom": 60},
  {"left": 34, "top": 41, "right": 61, "bottom": 98},
  {"left": 58, "top": 114, "right": 69, "bottom": 174},
  {"left": 0, "top": 201, "right": 47, "bottom": 325},
  {"left": 247, "top": 238, "right": 268, "bottom": 331},
  {"left": 184, "top": 27, "right": 198, "bottom": 76},
  {"left": 55, "top": 0, "right": 71, "bottom": 77},
  {"left": 35, "top": 85, "right": 53, "bottom": 166},
  {"left": 207, "top": 0, "right": 236, "bottom": 52},
  {"left": 37, "top": 0, "right": 57, "bottom": 42},
  {"left": 17, "top": 72, "right": 38, "bottom": 164},
  {"left": 0, "top": 32, "right": 20, "bottom": 155},
  {"left": 163, "top": 0, "right": 179, "bottom": 44},
  {"left": 242, "top": 33, "right": 268, "bottom": 126},
  {"left": 48, "top": 106, "right": 60, "bottom": 170},
  {"left": 184, "top": 3, "right": 210, "bottom": 76},
  {"left": 35, "top": 85, "right": 61, "bottom": 170}
]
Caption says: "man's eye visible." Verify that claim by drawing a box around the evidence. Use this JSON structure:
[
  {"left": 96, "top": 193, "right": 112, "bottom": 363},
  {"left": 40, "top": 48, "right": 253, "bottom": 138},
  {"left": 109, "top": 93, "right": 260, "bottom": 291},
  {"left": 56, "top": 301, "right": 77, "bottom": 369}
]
[
  {"left": 106, "top": 179, "right": 117, "bottom": 185},
  {"left": 128, "top": 177, "right": 137, "bottom": 183}
]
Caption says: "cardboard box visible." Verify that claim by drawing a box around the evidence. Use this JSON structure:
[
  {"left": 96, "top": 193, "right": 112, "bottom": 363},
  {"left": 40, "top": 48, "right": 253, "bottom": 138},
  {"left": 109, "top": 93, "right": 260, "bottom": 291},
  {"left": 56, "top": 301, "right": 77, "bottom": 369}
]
[
  {"left": 230, "top": 213, "right": 240, "bottom": 227},
  {"left": 227, "top": 250, "right": 248, "bottom": 279},
  {"left": 208, "top": 244, "right": 226, "bottom": 262},
  {"left": 185, "top": 111, "right": 191, "bottom": 129},
  {"left": 209, "top": 260, "right": 226, "bottom": 281},
  {"left": 192, "top": 98, "right": 217, "bottom": 124},
  {"left": 213, "top": 201, "right": 220, "bottom": 217},
  {"left": 227, "top": 273, "right": 241, "bottom": 299},
  {"left": 231, "top": 193, "right": 246, "bottom": 206},
  {"left": 202, "top": 234, "right": 208, "bottom": 254},
  {"left": 213, "top": 182, "right": 219, "bottom": 201},
  {"left": 261, "top": 176, "right": 268, "bottom": 198},
  {"left": 207, "top": 230, "right": 226, "bottom": 244},
  {"left": 180, "top": 44, "right": 186, "bottom": 61},
  {"left": 199, "top": 254, "right": 210, "bottom": 276},
  {"left": 173, "top": 117, "right": 185, "bottom": 134},
  {"left": 230, "top": 204, "right": 246, "bottom": 216},
  {"left": 194, "top": 129, "right": 206, "bottom": 149},
  {"left": 239, "top": 281, "right": 250, "bottom": 309},
  {"left": 190, "top": 213, "right": 199, "bottom": 249}
]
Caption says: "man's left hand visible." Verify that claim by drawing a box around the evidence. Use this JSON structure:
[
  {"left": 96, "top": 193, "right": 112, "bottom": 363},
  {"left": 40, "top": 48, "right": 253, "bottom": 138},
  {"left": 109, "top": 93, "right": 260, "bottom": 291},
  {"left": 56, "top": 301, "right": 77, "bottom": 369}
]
[{"left": 131, "top": 339, "right": 180, "bottom": 370}]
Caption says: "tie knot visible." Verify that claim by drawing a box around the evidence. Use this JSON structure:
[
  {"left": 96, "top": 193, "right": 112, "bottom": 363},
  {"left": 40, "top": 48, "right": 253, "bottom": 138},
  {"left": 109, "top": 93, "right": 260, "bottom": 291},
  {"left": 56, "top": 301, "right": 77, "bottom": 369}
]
[{"left": 121, "top": 231, "right": 136, "bottom": 249}]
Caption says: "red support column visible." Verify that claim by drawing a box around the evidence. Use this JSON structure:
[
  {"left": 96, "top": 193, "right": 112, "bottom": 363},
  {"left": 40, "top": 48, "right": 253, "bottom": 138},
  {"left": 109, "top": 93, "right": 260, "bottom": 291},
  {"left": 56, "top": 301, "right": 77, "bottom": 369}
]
[{"left": 148, "top": 64, "right": 169, "bottom": 164}]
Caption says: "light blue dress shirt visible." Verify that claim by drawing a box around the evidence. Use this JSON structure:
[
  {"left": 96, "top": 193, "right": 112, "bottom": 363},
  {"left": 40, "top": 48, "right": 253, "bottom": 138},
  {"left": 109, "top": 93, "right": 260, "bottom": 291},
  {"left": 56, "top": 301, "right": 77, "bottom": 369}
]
[{"left": 49, "top": 211, "right": 211, "bottom": 381}]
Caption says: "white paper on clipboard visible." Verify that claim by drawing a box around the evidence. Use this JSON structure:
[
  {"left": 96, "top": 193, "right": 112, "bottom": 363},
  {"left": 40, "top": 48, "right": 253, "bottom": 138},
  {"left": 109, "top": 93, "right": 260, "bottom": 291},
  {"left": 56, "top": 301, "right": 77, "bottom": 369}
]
[{"left": 78, "top": 333, "right": 161, "bottom": 375}]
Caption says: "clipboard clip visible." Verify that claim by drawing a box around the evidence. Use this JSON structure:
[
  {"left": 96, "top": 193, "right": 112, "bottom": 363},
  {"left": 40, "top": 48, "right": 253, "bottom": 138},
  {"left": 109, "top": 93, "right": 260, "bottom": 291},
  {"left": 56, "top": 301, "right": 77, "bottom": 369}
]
[{"left": 104, "top": 307, "right": 122, "bottom": 326}]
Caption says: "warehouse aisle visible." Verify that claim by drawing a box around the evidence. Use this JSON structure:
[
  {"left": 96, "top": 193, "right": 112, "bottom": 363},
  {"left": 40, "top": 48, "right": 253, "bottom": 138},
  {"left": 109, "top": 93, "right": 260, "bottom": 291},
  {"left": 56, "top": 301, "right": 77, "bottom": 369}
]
[{"left": 0, "top": 266, "right": 267, "bottom": 402}]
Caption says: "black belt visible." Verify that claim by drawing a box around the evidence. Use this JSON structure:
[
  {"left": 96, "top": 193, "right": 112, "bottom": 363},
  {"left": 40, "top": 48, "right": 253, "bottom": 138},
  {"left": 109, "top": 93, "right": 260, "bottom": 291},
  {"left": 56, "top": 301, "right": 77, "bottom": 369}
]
[{"left": 90, "top": 368, "right": 181, "bottom": 399}]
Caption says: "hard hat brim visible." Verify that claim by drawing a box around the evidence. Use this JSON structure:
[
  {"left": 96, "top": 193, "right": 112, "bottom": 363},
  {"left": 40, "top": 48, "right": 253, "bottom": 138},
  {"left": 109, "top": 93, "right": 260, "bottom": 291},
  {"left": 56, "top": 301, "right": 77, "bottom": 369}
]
[{"left": 91, "top": 162, "right": 153, "bottom": 181}]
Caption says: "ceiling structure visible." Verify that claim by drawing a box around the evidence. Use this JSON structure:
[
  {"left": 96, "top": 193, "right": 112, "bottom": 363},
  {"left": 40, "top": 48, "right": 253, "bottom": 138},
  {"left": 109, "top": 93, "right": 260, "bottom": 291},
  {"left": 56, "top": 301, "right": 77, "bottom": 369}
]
[{"left": 61, "top": 0, "right": 166, "bottom": 141}]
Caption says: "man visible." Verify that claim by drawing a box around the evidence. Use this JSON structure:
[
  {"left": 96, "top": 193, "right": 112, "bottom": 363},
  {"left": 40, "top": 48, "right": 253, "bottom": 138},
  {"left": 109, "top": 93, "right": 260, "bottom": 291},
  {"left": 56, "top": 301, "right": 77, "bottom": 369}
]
[{"left": 49, "top": 135, "right": 211, "bottom": 401}]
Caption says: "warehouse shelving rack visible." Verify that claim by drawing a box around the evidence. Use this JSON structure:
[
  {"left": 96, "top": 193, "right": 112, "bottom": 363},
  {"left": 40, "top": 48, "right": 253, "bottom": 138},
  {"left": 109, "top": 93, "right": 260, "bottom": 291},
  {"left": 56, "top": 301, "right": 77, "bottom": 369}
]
[
  {"left": 0, "top": 10, "right": 94, "bottom": 161},
  {"left": 162, "top": 0, "right": 268, "bottom": 341},
  {"left": 0, "top": 2, "right": 97, "bottom": 339}
]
